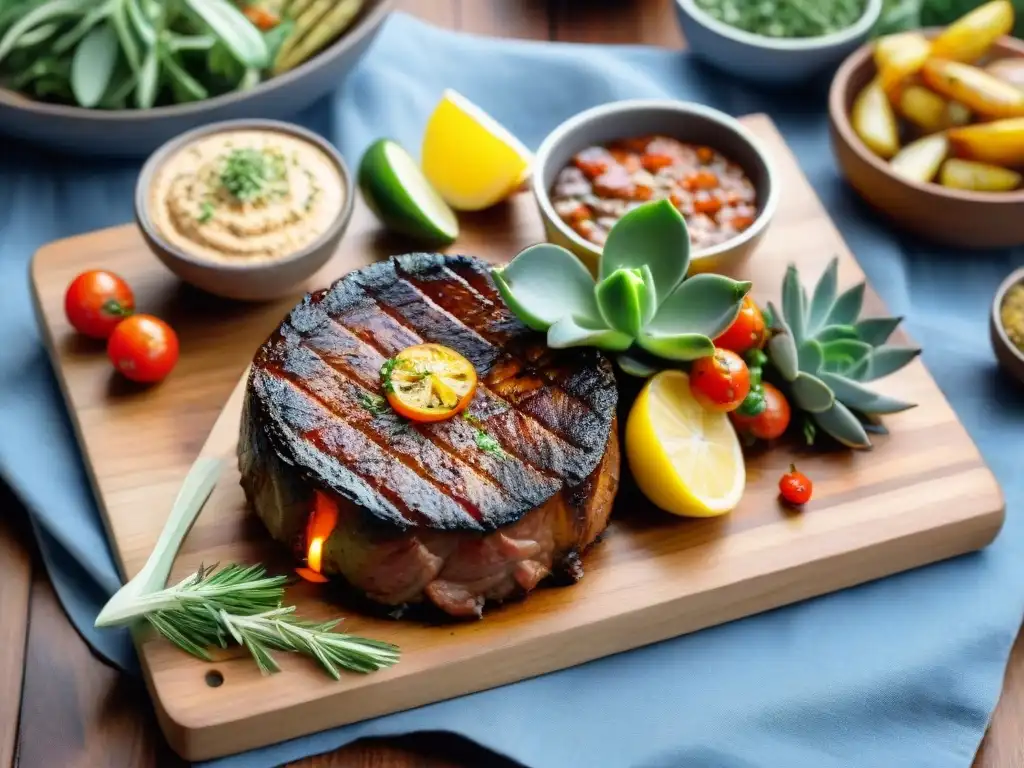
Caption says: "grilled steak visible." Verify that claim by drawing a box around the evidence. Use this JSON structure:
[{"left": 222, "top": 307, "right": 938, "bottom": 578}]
[{"left": 238, "top": 253, "right": 620, "bottom": 618}]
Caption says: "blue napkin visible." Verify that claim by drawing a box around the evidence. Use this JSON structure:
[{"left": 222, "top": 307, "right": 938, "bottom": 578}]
[{"left": 3, "top": 12, "right": 1022, "bottom": 768}]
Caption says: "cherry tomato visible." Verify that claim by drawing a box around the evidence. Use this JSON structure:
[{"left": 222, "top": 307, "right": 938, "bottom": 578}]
[
  {"left": 64, "top": 270, "right": 135, "bottom": 339},
  {"left": 779, "top": 464, "right": 813, "bottom": 506},
  {"left": 730, "top": 382, "right": 791, "bottom": 440},
  {"left": 381, "top": 343, "right": 478, "bottom": 422},
  {"left": 107, "top": 314, "right": 179, "bottom": 384},
  {"left": 689, "top": 348, "right": 750, "bottom": 413},
  {"left": 714, "top": 295, "right": 766, "bottom": 354}
]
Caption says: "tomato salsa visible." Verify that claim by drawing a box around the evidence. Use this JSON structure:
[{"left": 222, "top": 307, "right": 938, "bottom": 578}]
[{"left": 550, "top": 135, "right": 758, "bottom": 250}]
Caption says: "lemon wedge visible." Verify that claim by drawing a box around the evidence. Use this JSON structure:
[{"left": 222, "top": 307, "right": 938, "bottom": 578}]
[
  {"left": 421, "top": 88, "right": 533, "bottom": 211},
  {"left": 626, "top": 370, "right": 746, "bottom": 517}
]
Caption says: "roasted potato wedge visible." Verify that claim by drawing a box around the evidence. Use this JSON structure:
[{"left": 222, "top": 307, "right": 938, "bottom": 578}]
[
  {"left": 921, "top": 58, "right": 1024, "bottom": 119},
  {"left": 948, "top": 118, "right": 1024, "bottom": 167},
  {"left": 986, "top": 58, "right": 1024, "bottom": 91},
  {"left": 940, "top": 158, "right": 1022, "bottom": 191},
  {"left": 930, "top": 0, "right": 1014, "bottom": 63},
  {"left": 875, "top": 32, "right": 932, "bottom": 96},
  {"left": 890, "top": 133, "right": 948, "bottom": 183},
  {"left": 852, "top": 77, "right": 900, "bottom": 159}
]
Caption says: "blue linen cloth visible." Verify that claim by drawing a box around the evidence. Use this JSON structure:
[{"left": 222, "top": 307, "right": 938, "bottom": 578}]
[{"left": 2, "top": 11, "right": 1022, "bottom": 768}]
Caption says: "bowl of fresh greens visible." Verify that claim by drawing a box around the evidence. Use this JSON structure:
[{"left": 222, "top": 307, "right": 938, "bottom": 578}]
[
  {"left": 673, "top": 0, "right": 884, "bottom": 86},
  {"left": 0, "top": 0, "right": 392, "bottom": 157}
]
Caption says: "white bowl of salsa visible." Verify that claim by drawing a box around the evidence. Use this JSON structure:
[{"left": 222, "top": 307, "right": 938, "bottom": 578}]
[{"left": 531, "top": 99, "right": 778, "bottom": 278}]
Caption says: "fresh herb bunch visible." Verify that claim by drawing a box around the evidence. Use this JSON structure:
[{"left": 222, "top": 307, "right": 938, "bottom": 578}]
[
  {"left": 103, "top": 562, "right": 400, "bottom": 679},
  {"left": 874, "top": 0, "right": 1024, "bottom": 37},
  {"left": 694, "top": 0, "right": 868, "bottom": 38}
]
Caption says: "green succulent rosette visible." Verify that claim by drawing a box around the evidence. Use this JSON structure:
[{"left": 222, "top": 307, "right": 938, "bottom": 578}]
[
  {"left": 491, "top": 199, "right": 752, "bottom": 374},
  {"left": 764, "top": 257, "right": 921, "bottom": 449}
]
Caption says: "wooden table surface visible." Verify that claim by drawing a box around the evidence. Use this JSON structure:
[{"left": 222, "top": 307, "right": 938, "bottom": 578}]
[{"left": 4, "top": 2, "right": 1022, "bottom": 767}]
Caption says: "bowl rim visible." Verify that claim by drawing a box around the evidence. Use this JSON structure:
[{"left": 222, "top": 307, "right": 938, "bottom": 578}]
[
  {"left": 134, "top": 118, "right": 355, "bottom": 273},
  {"left": 829, "top": 29, "right": 1024, "bottom": 205},
  {"left": 0, "top": 0, "right": 392, "bottom": 121},
  {"left": 676, "top": 0, "right": 883, "bottom": 51},
  {"left": 992, "top": 266, "right": 1024, "bottom": 367},
  {"left": 531, "top": 98, "right": 779, "bottom": 265}
]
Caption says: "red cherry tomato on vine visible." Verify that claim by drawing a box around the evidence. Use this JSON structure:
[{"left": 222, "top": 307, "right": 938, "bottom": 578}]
[
  {"left": 64, "top": 270, "right": 135, "bottom": 339},
  {"left": 730, "top": 382, "right": 791, "bottom": 440},
  {"left": 689, "top": 348, "right": 750, "bottom": 412},
  {"left": 714, "top": 295, "right": 766, "bottom": 354},
  {"left": 779, "top": 464, "right": 813, "bottom": 506},
  {"left": 107, "top": 314, "right": 179, "bottom": 384}
]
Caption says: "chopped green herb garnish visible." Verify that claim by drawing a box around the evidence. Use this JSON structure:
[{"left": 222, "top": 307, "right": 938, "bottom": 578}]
[
  {"left": 462, "top": 413, "right": 506, "bottom": 459},
  {"left": 358, "top": 392, "right": 389, "bottom": 416},
  {"left": 197, "top": 200, "right": 215, "bottom": 223},
  {"left": 218, "top": 147, "right": 289, "bottom": 205},
  {"left": 379, "top": 358, "right": 398, "bottom": 393}
]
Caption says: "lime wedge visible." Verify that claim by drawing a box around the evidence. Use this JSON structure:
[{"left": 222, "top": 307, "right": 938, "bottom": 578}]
[{"left": 358, "top": 138, "right": 459, "bottom": 245}]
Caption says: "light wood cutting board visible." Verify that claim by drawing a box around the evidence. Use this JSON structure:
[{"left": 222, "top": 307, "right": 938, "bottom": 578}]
[{"left": 30, "top": 114, "right": 1005, "bottom": 762}]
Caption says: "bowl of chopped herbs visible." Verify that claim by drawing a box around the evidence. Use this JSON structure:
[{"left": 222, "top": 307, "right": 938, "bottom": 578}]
[
  {"left": 674, "top": 0, "right": 884, "bottom": 85},
  {"left": 0, "top": 0, "right": 392, "bottom": 157},
  {"left": 992, "top": 266, "right": 1024, "bottom": 383}
]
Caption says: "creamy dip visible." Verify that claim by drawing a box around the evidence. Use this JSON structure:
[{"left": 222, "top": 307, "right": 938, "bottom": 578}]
[{"left": 148, "top": 129, "right": 345, "bottom": 263}]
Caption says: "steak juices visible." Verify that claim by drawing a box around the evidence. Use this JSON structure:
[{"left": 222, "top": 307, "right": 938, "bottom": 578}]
[
  {"left": 550, "top": 135, "right": 759, "bottom": 251},
  {"left": 239, "top": 253, "right": 620, "bottom": 619}
]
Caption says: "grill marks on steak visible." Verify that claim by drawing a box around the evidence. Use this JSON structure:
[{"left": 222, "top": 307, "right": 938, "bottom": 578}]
[{"left": 248, "top": 253, "right": 617, "bottom": 533}]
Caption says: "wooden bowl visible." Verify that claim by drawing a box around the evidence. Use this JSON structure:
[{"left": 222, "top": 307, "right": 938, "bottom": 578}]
[
  {"left": 828, "top": 31, "right": 1024, "bottom": 249},
  {"left": 991, "top": 266, "right": 1024, "bottom": 383}
]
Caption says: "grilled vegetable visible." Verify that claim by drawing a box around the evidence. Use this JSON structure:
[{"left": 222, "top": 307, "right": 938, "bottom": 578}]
[
  {"left": 948, "top": 117, "right": 1024, "bottom": 166},
  {"left": 939, "top": 158, "right": 1022, "bottom": 191},
  {"left": 890, "top": 132, "right": 948, "bottom": 182},
  {"left": 921, "top": 58, "right": 1024, "bottom": 119},
  {"left": 273, "top": 0, "right": 364, "bottom": 74},
  {"left": 929, "top": 0, "right": 1014, "bottom": 63},
  {"left": 852, "top": 78, "right": 900, "bottom": 158}
]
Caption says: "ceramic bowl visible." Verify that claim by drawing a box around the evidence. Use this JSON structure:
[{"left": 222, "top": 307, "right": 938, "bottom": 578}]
[
  {"left": 531, "top": 99, "right": 778, "bottom": 277},
  {"left": 0, "top": 0, "right": 391, "bottom": 158},
  {"left": 829, "top": 32, "right": 1024, "bottom": 249},
  {"left": 135, "top": 119, "right": 354, "bottom": 302},
  {"left": 673, "top": 0, "right": 882, "bottom": 86},
  {"left": 991, "top": 266, "right": 1024, "bottom": 383}
]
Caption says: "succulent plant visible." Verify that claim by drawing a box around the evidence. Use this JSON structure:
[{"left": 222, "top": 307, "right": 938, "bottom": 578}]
[
  {"left": 765, "top": 257, "right": 921, "bottom": 449},
  {"left": 491, "top": 200, "right": 751, "bottom": 373}
]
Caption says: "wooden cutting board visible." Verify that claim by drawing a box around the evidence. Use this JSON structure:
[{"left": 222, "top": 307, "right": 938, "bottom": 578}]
[{"left": 30, "top": 114, "right": 1005, "bottom": 762}]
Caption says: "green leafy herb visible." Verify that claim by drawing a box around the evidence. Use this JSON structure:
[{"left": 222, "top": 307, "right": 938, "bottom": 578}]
[
  {"left": 358, "top": 391, "right": 389, "bottom": 415},
  {"left": 463, "top": 413, "right": 507, "bottom": 459},
  {"left": 100, "top": 563, "right": 400, "bottom": 679},
  {"left": 198, "top": 201, "right": 215, "bottom": 223},
  {"left": 379, "top": 358, "right": 398, "bottom": 394},
  {"left": 218, "top": 147, "right": 288, "bottom": 204},
  {"left": 694, "top": 0, "right": 868, "bottom": 38}
]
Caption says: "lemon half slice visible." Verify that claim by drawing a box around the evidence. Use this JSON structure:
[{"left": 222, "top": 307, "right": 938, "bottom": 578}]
[
  {"left": 626, "top": 370, "right": 746, "bottom": 517},
  {"left": 421, "top": 89, "right": 533, "bottom": 211}
]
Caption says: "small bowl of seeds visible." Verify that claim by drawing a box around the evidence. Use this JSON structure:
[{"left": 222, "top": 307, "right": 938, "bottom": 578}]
[{"left": 991, "top": 267, "right": 1024, "bottom": 383}]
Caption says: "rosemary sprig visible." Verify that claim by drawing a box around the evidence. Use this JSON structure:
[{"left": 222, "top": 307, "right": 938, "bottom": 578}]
[{"left": 106, "top": 563, "right": 400, "bottom": 678}]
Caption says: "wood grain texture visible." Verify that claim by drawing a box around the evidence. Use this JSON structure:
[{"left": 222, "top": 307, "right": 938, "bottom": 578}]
[
  {"left": 0, "top": 485, "right": 31, "bottom": 768},
  {"left": 28, "top": 112, "right": 1005, "bottom": 762},
  {"left": 10, "top": 2, "right": 1023, "bottom": 767}
]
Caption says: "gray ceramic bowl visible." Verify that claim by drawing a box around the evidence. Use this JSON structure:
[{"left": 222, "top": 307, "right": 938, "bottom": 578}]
[
  {"left": 532, "top": 99, "right": 778, "bottom": 277},
  {"left": 0, "top": 0, "right": 391, "bottom": 158},
  {"left": 135, "top": 119, "right": 354, "bottom": 302},
  {"left": 673, "top": 0, "right": 882, "bottom": 86},
  {"left": 991, "top": 267, "right": 1024, "bottom": 384}
]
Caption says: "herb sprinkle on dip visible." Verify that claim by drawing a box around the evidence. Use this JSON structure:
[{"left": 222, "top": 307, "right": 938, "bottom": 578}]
[{"left": 149, "top": 129, "right": 345, "bottom": 263}]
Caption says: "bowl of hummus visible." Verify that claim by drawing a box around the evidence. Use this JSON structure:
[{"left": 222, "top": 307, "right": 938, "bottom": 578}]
[{"left": 136, "top": 119, "right": 355, "bottom": 301}]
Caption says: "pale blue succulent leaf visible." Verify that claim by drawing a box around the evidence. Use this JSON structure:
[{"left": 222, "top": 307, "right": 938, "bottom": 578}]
[
  {"left": 821, "top": 338, "right": 872, "bottom": 370},
  {"left": 492, "top": 243, "right": 598, "bottom": 331},
  {"left": 797, "top": 338, "right": 824, "bottom": 374},
  {"left": 547, "top": 315, "right": 633, "bottom": 351},
  {"left": 790, "top": 371, "right": 835, "bottom": 413},
  {"left": 781, "top": 264, "right": 806, "bottom": 344},
  {"left": 637, "top": 332, "right": 715, "bottom": 362},
  {"left": 616, "top": 350, "right": 663, "bottom": 378},
  {"left": 827, "top": 282, "right": 866, "bottom": 326},
  {"left": 639, "top": 264, "right": 659, "bottom": 327},
  {"left": 766, "top": 300, "right": 799, "bottom": 381},
  {"left": 861, "top": 344, "right": 922, "bottom": 382},
  {"left": 808, "top": 257, "right": 838, "bottom": 334},
  {"left": 814, "top": 401, "right": 873, "bottom": 449},
  {"left": 647, "top": 274, "right": 751, "bottom": 339},
  {"left": 818, "top": 372, "right": 917, "bottom": 414},
  {"left": 855, "top": 316, "right": 903, "bottom": 347},
  {"left": 599, "top": 199, "right": 690, "bottom": 300},
  {"left": 814, "top": 324, "right": 859, "bottom": 344}
]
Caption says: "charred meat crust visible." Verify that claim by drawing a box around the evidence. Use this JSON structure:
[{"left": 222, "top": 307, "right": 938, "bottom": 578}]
[{"left": 244, "top": 253, "right": 618, "bottom": 534}]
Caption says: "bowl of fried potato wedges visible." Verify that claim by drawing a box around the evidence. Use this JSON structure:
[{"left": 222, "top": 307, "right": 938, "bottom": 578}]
[
  {"left": 829, "top": 0, "right": 1024, "bottom": 248},
  {"left": 0, "top": 0, "right": 392, "bottom": 157}
]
